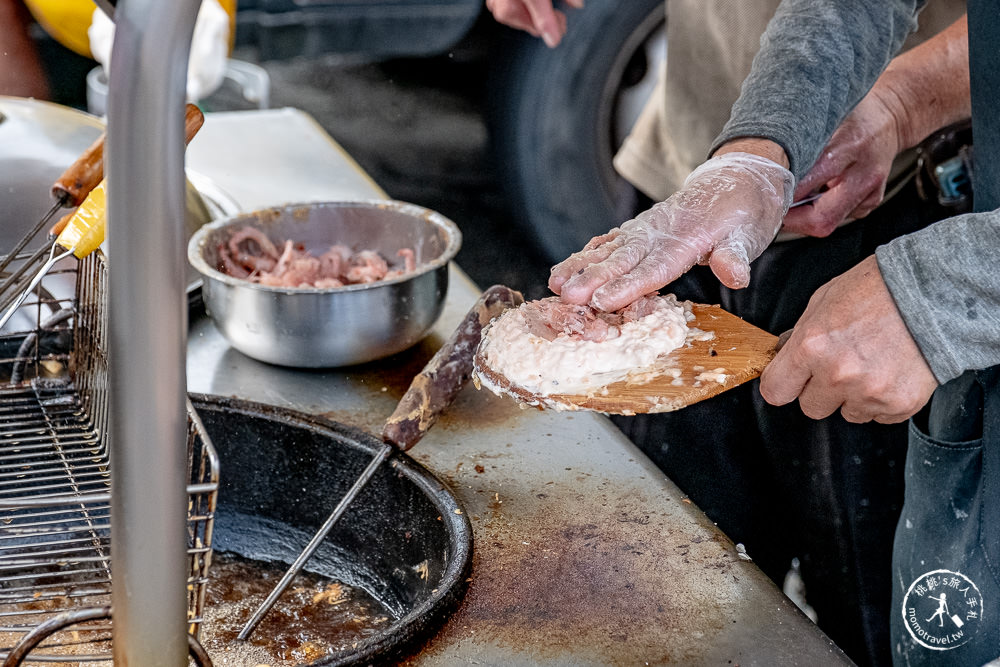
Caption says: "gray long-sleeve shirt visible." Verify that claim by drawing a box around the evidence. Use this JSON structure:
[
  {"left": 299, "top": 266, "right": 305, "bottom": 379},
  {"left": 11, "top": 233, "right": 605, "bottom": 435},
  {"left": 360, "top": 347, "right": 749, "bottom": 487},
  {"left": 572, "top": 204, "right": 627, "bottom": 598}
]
[{"left": 712, "top": 0, "right": 1000, "bottom": 384}]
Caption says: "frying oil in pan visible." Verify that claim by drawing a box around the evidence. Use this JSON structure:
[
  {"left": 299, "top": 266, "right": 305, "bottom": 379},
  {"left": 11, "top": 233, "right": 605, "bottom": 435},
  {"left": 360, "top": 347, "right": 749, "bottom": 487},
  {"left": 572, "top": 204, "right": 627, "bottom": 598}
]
[{"left": 200, "top": 552, "right": 397, "bottom": 665}]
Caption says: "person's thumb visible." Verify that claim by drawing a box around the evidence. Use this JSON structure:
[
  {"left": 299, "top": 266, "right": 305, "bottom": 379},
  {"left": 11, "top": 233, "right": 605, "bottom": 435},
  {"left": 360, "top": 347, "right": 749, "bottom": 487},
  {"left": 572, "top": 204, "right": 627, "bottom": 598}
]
[{"left": 708, "top": 237, "right": 752, "bottom": 289}]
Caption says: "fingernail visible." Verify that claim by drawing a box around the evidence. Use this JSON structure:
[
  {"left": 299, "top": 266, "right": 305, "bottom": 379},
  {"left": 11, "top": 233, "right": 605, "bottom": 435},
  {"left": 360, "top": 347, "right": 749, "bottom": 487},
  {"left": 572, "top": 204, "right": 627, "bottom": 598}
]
[{"left": 542, "top": 31, "right": 559, "bottom": 48}]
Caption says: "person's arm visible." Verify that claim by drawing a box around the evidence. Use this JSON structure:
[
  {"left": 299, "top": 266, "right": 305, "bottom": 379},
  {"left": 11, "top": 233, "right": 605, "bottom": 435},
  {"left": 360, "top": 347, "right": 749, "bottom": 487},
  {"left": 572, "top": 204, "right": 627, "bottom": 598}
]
[
  {"left": 757, "top": 12, "right": 995, "bottom": 422},
  {"left": 759, "top": 210, "right": 1000, "bottom": 424},
  {"left": 877, "top": 214, "right": 1000, "bottom": 384},
  {"left": 783, "top": 15, "right": 969, "bottom": 237},
  {"left": 714, "top": 0, "right": 926, "bottom": 179},
  {"left": 759, "top": 255, "right": 938, "bottom": 423}
]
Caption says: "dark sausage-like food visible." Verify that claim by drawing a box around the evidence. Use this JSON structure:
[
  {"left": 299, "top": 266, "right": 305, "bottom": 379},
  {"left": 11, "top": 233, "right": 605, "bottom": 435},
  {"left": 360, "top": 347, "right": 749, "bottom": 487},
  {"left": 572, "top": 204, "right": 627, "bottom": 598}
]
[{"left": 382, "top": 284, "right": 524, "bottom": 450}]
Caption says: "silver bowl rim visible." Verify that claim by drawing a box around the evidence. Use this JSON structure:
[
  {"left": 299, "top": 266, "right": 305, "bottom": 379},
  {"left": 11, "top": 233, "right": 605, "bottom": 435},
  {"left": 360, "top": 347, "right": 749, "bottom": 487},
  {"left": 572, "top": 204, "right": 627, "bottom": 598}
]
[{"left": 187, "top": 199, "right": 463, "bottom": 294}]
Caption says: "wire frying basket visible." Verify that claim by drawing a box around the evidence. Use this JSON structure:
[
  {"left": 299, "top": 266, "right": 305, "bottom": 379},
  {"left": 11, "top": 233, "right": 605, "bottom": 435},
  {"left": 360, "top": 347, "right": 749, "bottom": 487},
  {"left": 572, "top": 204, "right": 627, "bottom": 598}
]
[{"left": 0, "top": 251, "right": 219, "bottom": 663}]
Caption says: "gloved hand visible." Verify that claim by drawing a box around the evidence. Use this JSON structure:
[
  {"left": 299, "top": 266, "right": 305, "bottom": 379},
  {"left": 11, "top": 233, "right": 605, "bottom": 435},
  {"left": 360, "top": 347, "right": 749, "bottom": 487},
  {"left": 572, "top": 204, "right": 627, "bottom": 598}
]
[
  {"left": 550, "top": 152, "right": 794, "bottom": 312},
  {"left": 486, "top": 0, "right": 583, "bottom": 47}
]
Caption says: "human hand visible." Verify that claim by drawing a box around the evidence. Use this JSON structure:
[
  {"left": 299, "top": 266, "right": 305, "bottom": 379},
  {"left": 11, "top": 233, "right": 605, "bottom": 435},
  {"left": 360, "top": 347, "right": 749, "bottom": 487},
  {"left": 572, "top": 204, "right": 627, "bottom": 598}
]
[
  {"left": 485, "top": 0, "right": 584, "bottom": 47},
  {"left": 782, "top": 91, "right": 902, "bottom": 237},
  {"left": 760, "top": 255, "right": 938, "bottom": 423},
  {"left": 549, "top": 151, "right": 793, "bottom": 311}
]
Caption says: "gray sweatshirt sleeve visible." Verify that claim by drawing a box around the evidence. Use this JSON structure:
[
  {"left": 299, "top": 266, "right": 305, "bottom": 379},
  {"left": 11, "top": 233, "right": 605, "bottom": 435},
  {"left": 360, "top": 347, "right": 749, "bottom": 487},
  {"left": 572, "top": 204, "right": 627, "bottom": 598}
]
[
  {"left": 876, "top": 214, "right": 1000, "bottom": 384},
  {"left": 712, "top": 0, "right": 925, "bottom": 179}
]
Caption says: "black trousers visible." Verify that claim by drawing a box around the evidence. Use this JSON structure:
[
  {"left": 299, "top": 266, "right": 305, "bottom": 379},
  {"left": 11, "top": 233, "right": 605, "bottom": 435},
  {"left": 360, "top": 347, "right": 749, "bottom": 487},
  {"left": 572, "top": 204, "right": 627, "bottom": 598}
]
[{"left": 612, "top": 179, "right": 951, "bottom": 667}]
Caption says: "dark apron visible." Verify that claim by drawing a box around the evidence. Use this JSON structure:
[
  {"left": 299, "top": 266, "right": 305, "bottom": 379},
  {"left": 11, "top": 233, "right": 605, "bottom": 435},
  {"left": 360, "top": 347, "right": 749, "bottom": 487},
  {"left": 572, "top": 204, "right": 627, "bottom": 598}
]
[
  {"left": 889, "top": 1, "right": 1000, "bottom": 664},
  {"left": 891, "top": 370, "right": 1000, "bottom": 664}
]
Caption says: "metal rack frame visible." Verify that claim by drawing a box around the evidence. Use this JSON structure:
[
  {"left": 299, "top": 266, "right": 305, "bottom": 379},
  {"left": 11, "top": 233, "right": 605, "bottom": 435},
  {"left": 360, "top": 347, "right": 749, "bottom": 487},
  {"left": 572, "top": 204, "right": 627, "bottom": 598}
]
[{"left": 0, "top": 253, "right": 219, "bottom": 663}]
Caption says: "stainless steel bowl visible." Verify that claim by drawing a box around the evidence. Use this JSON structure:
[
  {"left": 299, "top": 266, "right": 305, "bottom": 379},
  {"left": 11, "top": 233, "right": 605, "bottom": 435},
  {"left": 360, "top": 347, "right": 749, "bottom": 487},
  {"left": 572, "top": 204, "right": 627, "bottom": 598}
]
[{"left": 187, "top": 200, "right": 463, "bottom": 367}]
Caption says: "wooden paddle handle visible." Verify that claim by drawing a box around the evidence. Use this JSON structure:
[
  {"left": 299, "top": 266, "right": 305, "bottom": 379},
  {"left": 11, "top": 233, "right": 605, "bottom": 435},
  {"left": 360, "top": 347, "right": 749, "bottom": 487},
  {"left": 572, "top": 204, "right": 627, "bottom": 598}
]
[
  {"left": 382, "top": 284, "right": 524, "bottom": 451},
  {"left": 49, "top": 104, "right": 205, "bottom": 236},
  {"left": 50, "top": 103, "right": 205, "bottom": 209},
  {"left": 775, "top": 329, "right": 793, "bottom": 351}
]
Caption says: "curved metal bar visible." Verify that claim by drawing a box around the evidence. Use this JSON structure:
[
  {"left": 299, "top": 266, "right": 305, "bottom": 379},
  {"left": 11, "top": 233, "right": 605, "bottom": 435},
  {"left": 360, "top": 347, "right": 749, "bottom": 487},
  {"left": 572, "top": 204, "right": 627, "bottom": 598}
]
[
  {"left": 1, "top": 607, "right": 111, "bottom": 667},
  {"left": 10, "top": 306, "right": 74, "bottom": 384},
  {"left": 106, "top": 0, "right": 200, "bottom": 664},
  {"left": 186, "top": 631, "right": 214, "bottom": 667},
  {"left": 0, "top": 606, "right": 213, "bottom": 667}
]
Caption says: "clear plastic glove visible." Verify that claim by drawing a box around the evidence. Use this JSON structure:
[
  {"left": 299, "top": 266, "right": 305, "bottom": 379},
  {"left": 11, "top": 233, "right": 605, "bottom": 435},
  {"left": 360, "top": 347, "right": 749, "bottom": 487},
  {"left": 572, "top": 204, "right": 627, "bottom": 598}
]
[
  {"left": 783, "top": 92, "right": 901, "bottom": 237},
  {"left": 549, "top": 152, "right": 794, "bottom": 312},
  {"left": 485, "top": 0, "right": 583, "bottom": 47}
]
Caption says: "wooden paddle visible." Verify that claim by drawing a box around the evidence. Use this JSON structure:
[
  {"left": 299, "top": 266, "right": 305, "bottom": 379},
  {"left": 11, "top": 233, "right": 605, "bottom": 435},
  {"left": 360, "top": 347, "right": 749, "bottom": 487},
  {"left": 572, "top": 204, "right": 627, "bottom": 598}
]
[{"left": 474, "top": 303, "right": 780, "bottom": 415}]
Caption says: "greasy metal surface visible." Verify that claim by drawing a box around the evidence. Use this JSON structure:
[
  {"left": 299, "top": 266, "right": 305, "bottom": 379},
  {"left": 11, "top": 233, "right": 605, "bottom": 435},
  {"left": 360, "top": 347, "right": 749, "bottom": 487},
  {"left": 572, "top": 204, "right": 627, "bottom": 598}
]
[
  {"left": 0, "top": 97, "right": 238, "bottom": 332},
  {"left": 0, "top": 97, "right": 234, "bottom": 256},
  {"left": 188, "top": 270, "right": 851, "bottom": 666},
  {"left": 185, "top": 112, "right": 854, "bottom": 665}
]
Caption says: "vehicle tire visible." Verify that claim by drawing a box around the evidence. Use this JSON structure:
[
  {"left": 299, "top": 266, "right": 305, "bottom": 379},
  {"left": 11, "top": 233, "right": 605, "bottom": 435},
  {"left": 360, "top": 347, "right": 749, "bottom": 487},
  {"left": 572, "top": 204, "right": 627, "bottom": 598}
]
[{"left": 487, "top": 0, "right": 666, "bottom": 264}]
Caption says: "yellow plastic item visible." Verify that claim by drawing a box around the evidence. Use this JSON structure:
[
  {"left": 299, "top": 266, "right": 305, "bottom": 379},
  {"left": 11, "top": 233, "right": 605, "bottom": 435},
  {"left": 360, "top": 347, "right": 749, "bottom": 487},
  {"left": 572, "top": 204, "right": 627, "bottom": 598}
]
[
  {"left": 56, "top": 180, "right": 107, "bottom": 259},
  {"left": 23, "top": 0, "right": 97, "bottom": 58}
]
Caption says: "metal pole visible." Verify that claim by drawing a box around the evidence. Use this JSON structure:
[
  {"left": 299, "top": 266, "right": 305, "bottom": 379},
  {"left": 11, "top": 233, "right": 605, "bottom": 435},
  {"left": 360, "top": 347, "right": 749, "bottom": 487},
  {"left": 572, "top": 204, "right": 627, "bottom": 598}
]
[{"left": 106, "top": 1, "right": 200, "bottom": 664}]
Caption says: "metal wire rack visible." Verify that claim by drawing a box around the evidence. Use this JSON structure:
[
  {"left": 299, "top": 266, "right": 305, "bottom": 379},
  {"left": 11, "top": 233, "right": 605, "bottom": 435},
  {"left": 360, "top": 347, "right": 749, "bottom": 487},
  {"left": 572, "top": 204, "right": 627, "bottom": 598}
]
[{"left": 0, "top": 252, "right": 219, "bottom": 663}]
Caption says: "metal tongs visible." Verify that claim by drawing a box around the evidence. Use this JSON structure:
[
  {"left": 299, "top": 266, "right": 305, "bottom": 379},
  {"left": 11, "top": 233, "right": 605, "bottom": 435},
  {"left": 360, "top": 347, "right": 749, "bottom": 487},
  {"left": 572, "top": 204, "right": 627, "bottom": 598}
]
[
  {"left": 0, "top": 104, "right": 205, "bottom": 331},
  {"left": 0, "top": 125, "right": 116, "bottom": 313}
]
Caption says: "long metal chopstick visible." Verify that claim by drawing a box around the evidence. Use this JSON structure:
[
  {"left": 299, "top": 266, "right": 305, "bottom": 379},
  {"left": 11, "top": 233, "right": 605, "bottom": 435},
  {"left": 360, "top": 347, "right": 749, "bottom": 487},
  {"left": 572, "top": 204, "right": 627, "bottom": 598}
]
[
  {"left": 236, "top": 442, "right": 393, "bottom": 640},
  {"left": 0, "top": 242, "right": 58, "bottom": 314}
]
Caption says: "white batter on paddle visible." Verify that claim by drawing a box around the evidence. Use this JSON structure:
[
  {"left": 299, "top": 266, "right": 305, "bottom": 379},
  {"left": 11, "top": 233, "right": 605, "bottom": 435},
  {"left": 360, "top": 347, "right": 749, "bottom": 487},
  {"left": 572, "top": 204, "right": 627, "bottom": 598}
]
[{"left": 477, "top": 294, "right": 699, "bottom": 397}]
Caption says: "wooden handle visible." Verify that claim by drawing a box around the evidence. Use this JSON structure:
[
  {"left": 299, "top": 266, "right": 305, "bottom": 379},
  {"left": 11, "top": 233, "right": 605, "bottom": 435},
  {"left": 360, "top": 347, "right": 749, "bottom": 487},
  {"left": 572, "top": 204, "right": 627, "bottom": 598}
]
[
  {"left": 182, "top": 103, "right": 206, "bottom": 144},
  {"left": 382, "top": 284, "right": 525, "bottom": 451},
  {"left": 49, "top": 104, "right": 205, "bottom": 236},
  {"left": 51, "top": 131, "right": 106, "bottom": 208},
  {"left": 51, "top": 103, "right": 205, "bottom": 208},
  {"left": 775, "top": 329, "right": 793, "bottom": 351}
]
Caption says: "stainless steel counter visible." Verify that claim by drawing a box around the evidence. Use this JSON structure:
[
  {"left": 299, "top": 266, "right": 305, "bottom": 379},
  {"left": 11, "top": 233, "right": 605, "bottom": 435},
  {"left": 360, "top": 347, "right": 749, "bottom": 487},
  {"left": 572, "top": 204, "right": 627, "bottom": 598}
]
[{"left": 185, "top": 108, "right": 853, "bottom": 666}]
